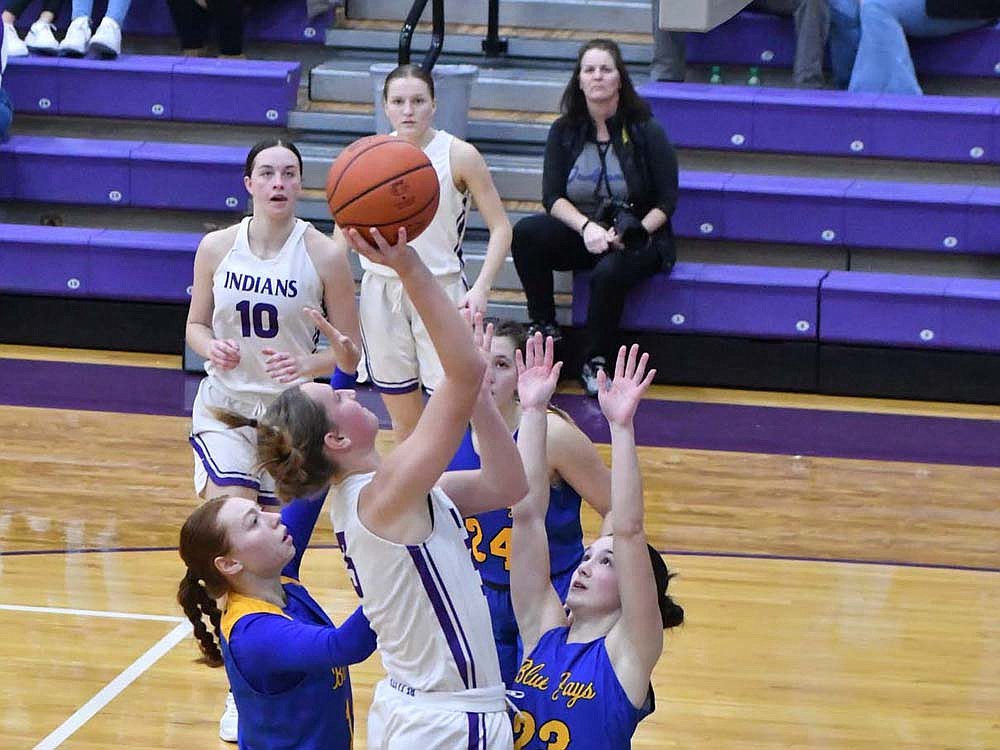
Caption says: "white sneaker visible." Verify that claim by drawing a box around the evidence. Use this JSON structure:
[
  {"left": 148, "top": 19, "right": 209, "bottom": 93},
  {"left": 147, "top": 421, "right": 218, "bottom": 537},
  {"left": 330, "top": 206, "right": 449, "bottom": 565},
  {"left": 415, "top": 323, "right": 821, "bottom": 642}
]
[
  {"left": 218, "top": 691, "right": 238, "bottom": 743},
  {"left": 25, "top": 20, "right": 59, "bottom": 55},
  {"left": 58, "top": 16, "right": 91, "bottom": 57},
  {"left": 3, "top": 22, "right": 29, "bottom": 56},
  {"left": 89, "top": 16, "right": 121, "bottom": 58}
]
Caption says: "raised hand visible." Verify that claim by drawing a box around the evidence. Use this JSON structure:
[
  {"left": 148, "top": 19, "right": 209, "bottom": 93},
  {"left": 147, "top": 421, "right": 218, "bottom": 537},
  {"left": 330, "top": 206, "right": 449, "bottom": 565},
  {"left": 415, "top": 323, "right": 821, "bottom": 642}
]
[
  {"left": 516, "top": 332, "right": 562, "bottom": 412},
  {"left": 470, "top": 310, "right": 494, "bottom": 360},
  {"left": 208, "top": 338, "right": 241, "bottom": 370},
  {"left": 304, "top": 307, "right": 360, "bottom": 372},
  {"left": 344, "top": 226, "right": 415, "bottom": 274},
  {"left": 597, "top": 344, "right": 655, "bottom": 427}
]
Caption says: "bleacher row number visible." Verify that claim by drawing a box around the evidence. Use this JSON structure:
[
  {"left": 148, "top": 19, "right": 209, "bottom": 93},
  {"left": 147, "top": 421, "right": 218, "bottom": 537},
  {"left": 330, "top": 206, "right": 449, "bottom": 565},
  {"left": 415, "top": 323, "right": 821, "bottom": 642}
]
[
  {"left": 671, "top": 314, "right": 685, "bottom": 326},
  {"left": 796, "top": 320, "right": 810, "bottom": 332},
  {"left": 943, "top": 236, "right": 958, "bottom": 248},
  {"left": 38, "top": 98, "right": 52, "bottom": 110},
  {"left": 920, "top": 329, "right": 935, "bottom": 342},
  {"left": 821, "top": 230, "right": 836, "bottom": 242},
  {"left": 266, "top": 109, "right": 279, "bottom": 121},
  {"left": 186, "top": 285, "right": 194, "bottom": 296},
  {"left": 303, "top": 27, "right": 316, "bottom": 38},
  {"left": 699, "top": 223, "right": 714, "bottom": 235},
  {"left": 760, "top": 50, "right": 774, "bottom": 62},
  {"left": 731, "top": 134, "right": 746, "bottom": 146},
  {"left": 108, "top": 190, "right": 123, "bottom": 203},
  {"left": 152, "top": 104, "right": 165, "bottom": 116},
  {"left": 969, "top": 147, "right": 985, "bottom": 159},
  {"left": 994, "top": 62, "right": 1000, "bottom": 75},
  {"left": 67, "top": 278, "right": 80, "bottom": 290},
  {"left": 225, "top": 197, "right": 239, "bottom": 208},
  {"left": 850, "top": 140, "right": 865, "bottom": 153}
]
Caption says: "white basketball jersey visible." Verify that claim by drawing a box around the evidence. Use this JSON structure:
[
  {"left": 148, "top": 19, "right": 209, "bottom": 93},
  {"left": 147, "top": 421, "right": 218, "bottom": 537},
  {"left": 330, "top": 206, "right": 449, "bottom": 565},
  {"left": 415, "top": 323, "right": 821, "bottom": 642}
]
[
  {"left": 207, "top": 217, "right": 324, "bottom": 398},
  {"left": 361, "top": 129, "right": 470, "bottom": 278},
  {"left": 331, "top": 472, "right": 503, "bottom": 693}
]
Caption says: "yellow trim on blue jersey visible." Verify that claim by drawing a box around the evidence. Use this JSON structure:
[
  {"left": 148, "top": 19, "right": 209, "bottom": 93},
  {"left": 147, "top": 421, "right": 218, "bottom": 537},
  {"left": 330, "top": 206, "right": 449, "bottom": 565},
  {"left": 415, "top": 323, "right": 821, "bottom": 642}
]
[{"left": 221, "top": 591, "right": 293, "bottom": 641}]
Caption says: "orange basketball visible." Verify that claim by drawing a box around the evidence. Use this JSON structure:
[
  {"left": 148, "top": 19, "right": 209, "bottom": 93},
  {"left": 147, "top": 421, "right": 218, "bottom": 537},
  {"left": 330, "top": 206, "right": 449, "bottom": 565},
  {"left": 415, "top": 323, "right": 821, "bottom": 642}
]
[{"left": 325, "top": 134, "right": 440, "bottom": 245}]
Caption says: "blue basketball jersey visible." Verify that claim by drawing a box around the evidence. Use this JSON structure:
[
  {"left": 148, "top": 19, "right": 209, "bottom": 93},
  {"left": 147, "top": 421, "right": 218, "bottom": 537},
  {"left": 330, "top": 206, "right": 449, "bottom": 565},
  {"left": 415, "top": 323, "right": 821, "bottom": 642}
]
[
  {"left": 509, "top": 627, "right": 653, "bottom": 749},
  {"left": 220, "top": 581, "right": 357, "bottom": 750},
  {"left": 448, "top": 424, "right": 585, "bottom": 587}
]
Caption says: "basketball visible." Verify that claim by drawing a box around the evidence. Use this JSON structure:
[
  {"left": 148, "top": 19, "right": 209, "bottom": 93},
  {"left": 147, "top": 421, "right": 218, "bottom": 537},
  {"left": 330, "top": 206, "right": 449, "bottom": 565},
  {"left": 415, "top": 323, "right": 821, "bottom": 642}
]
[{"left": 325, "top": 134, "right": 440, "bottom": 245}]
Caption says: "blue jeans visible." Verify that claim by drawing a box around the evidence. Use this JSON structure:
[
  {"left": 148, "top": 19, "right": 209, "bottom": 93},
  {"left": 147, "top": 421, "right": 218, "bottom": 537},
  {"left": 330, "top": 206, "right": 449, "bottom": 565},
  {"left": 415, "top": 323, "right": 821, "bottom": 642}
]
[
  {"left": 0, "top": 89, "right": 12, "bottom": 142},
  {"left": 71, "top": 0, "right": 132, "bottom": 25},
  {"left": 828, "top": 0, "right": 989, "bottom": 94}
]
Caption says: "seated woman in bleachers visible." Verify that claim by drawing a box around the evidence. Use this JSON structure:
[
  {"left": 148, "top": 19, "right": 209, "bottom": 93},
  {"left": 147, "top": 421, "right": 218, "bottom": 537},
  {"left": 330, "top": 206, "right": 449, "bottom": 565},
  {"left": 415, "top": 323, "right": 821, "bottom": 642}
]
[
  {"left": 511, "top": 39, "right": 678, "bottom": 398},
  {"left": 828, "top": 0, "right": 997, "bottom": 94},
  {"left": 167, "top": 0, "right": 249, "bottom": 58}
]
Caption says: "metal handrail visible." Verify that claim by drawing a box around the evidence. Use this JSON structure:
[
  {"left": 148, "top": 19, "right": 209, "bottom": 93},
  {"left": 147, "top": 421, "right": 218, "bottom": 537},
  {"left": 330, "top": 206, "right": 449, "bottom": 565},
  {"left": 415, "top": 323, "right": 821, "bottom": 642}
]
[
  {"left": 482, "top": 0, "right": 508, "bottom": 56},
  {"left": 398, "top": 0, "right": 445, "bottom": 72}
]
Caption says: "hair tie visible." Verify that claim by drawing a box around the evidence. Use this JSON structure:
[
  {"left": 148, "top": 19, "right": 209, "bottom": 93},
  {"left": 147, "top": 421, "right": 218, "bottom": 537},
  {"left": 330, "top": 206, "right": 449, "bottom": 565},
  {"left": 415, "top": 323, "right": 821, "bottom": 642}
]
[{"left": 248, "top": 418, "right": 258, "bottom": 428}]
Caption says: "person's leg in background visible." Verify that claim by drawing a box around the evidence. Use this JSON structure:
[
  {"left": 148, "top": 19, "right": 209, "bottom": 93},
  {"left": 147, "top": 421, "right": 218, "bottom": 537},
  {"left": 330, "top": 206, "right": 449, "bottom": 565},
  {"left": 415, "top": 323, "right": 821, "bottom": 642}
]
[
  {"left": 580, "top": 242, "right": 662, "bottom": 396},
  {"left": 849, "top": 0, "right": 988, "bottom": 94},
  {"left": 166, "top": 0, "right": 210, "bottom": 54},
  {"left": 649, "top": 0, "right": 688, "bottom": 82},
  {"left": 827, "top": 0, "right": 859, "bottom": 88},
  {"left": 751, "top": 0, "right": 830, "bottom": 87},
  {"left": 511, "top": 213, "right": 599, "bottom": 336},
  {"left": 206, "top": 0, "right": 245, "bottom": 57}
]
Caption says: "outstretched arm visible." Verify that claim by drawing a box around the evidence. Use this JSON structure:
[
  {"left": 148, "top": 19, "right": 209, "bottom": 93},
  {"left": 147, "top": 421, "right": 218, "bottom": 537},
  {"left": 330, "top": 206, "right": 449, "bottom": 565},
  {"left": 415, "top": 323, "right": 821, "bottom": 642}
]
[
  {"left": 343, "top": 228, "right": 485, "bottom": 536},
  {"left": 601, "top": 345, "right": 664, "bottom": 706},
  {"left": 441, "top": 316, "right": 528, "bottom": 515},
  {"left": 509, "top": 334, "right": 568, "bottom": 656}
]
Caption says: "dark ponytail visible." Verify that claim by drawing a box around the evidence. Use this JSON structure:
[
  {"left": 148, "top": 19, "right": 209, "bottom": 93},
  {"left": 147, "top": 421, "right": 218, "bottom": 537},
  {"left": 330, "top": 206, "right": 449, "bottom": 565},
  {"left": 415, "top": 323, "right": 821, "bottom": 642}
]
[
  {"left": 177, "top": 498, "right": 232, "bottom": 667},
  {"left": 647, "top": 545, "right": 684, "bottom": 630}
]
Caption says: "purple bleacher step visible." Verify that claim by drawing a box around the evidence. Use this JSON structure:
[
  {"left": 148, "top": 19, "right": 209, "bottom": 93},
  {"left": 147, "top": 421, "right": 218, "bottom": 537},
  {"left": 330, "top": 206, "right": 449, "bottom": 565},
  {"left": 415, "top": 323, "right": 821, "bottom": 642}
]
[
  {"left": 89, "top": 229, "right": 200, "bottom": 303},
  {"left": 573, "top": 262, "right": 826, "bottom": 339},
  {"left": 130, "top": 142, "right": 246, "bottom": 212},
  {"left": 0, "top": 223, "right": 94, "bottom": 296},
  {"left": 171, "top": 58, "right": 301, "bottom": 126}
]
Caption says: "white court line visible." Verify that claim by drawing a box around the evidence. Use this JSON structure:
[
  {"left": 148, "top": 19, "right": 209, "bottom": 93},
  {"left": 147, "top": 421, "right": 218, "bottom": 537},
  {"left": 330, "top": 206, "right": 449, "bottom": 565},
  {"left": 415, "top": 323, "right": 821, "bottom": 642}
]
[
  {"left": 32, "top": 620, "right": 192, "bottom": 750},
  {"left": 0, "top": 603, "right": 183, "bottom": 622}
]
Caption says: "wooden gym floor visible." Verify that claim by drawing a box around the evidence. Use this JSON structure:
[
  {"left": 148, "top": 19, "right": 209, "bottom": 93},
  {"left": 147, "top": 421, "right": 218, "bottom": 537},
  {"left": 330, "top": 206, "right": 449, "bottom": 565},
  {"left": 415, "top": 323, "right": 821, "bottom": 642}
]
[{"left": 1, "top": 344, "right": 998, "bottom": 749}]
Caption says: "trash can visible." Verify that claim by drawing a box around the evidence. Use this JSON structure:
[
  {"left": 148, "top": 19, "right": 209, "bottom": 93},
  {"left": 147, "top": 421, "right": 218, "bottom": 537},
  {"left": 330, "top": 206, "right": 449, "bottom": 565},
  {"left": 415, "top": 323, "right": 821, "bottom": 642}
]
[{"left": 370, "top": 62, "right": 479, "bottom": 141}]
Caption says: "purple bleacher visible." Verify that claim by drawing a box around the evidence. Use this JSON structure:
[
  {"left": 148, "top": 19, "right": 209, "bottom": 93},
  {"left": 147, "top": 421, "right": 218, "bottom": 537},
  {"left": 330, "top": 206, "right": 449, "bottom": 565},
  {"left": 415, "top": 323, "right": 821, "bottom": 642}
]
[
  {"left": 910, "top": 22, "right": 1000, "bottom": 78},
  {"left": 245, "top": 3, "right": 333, "bottom": 45},
  {"left": 572, "top": 262, "right": 703, "bottom": 331},
  {"left": 867, "top": 94, "right": 997, "bottom": 164},
  {"left": 673, "top": 171, "right": 730, "bottom": 240},
  {"left": 966, "top": 186, "right": 1000, "bottom": 254},
  {"left": 4, "top": 55, "right": 296, "bottom": 126},
  {"left": 722, "top": 174, "right": 851, "bottom": 246},
  {"left": 640, "top": 83, "right": 756, "bottom": 151},
  {"left": 820, "top": 271, "right": 950, "bottom": 349},
  {"left": 130, "top": 142, "right": 246, "bottom": 212},
  {"left": 171, "top": 58, "right": 300, "bottom": 125},
  {"left": 59, "top": 55, "right": 180, "bottom": 120},
  {"left": 752, "top": 89, "right": 877, "bottom": 158},
  {"left": 0, "top": 224, "right": 93, "bottom": 296},
  {"left": 687, "top": 11, "right": 795, "bottom": 69},
  {"left": 4, "top": 57, "right": 59, "bottom": 114},
  {"left": 573, "top": 262, "right": 825, "bottom": 339},
  {"left": 842, "top": 181, "right": 974, "bottom": 254},
  {"left": 89, "top": 229, "right": 199, "bottom": 303},
  {"left": 942, "top": 278, "right": 1000, "bottom": 353},
  {"left": 5, "top": 135, "right": 137, "bottom": 205}
]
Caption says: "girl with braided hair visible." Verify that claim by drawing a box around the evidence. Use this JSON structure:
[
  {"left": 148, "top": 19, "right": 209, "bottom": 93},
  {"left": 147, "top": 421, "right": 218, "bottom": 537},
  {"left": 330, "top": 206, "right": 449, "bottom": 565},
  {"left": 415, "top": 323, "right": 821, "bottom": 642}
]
[{"left": 177, "top": 494, "right": 376, "bottom": 750}]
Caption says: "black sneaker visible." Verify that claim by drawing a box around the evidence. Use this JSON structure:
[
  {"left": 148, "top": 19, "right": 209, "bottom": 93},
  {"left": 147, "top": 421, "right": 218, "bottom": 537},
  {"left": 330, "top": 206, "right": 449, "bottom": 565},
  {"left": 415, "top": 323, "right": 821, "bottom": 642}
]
[
  {"left": 526, "top": 320, "right": 563, "bottom": 342},
  {"left": 580, "top": 356, "right": 606, "bottom": 398}
]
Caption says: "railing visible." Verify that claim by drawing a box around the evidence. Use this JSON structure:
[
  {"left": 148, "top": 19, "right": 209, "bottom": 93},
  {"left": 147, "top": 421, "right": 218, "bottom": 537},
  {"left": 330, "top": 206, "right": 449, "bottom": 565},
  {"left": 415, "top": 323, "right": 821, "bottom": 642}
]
[
  {"left": 482, "top": 0, "right": 508, "bottom": 56},
  {"left": 398, "top": 0, "right": 445, "bottom": 71}
]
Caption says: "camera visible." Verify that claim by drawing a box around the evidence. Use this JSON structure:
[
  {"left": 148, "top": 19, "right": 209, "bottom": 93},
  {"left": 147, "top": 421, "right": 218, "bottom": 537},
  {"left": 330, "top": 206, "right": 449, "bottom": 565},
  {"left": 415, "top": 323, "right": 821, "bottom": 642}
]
[{"left": 593, "top": 198, "right": 649, "bottom": 251}]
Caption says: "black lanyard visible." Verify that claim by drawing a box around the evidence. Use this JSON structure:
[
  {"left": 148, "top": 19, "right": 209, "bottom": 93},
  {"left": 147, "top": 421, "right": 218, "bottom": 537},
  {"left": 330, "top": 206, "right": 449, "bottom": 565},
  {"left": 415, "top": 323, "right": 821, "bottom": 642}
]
[{"left": 593, "top": 140, "right": 614, "bottom": 201}]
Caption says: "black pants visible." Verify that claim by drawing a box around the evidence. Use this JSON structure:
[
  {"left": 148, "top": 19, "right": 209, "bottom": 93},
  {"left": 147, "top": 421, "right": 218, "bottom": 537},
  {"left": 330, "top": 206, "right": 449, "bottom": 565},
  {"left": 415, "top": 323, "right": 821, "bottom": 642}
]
[
  {"left": 512, "top": 212, "right": 669, "bottom": 363},
  {"left": 3, "top": 0, "right": 63, "bottom": 19},
  {"left": 166, "top": 0, "right": 247, "bottom": 55}
]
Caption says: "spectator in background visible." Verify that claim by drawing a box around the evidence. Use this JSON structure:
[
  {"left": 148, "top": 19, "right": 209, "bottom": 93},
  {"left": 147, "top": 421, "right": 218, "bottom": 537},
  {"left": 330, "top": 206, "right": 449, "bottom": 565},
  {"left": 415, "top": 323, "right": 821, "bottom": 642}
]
[
  {"left": 167, "top": 0, "right": 249, "bottom": 57},
  {"left": 511, "top": 39, "right": 678, "bottom": 398},
  {"left": 651, "top": 0, "right": 831, "bottom": 88},
  {"left": 828, "top": 0, "right": 998, "bottom": 93},
  {"left": 2, "top": 0, "right": 63, "bottom": 55},
  {"left": 58, "top": 0, "right": 133, "bottom": 58}
]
